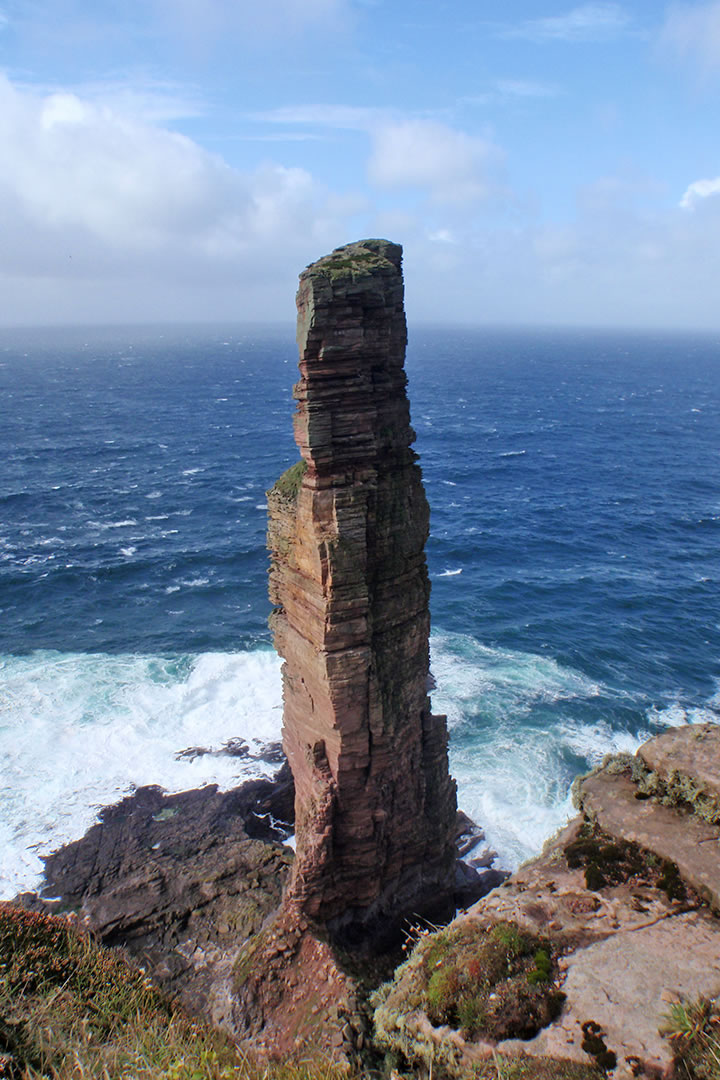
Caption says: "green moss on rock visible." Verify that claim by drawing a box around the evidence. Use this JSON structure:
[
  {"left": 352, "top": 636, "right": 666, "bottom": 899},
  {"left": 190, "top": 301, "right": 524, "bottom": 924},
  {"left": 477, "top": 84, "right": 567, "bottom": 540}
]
[
  {"left": 372, "top": 919, "right": 567, "bottom": 1075},
  {"left": 270, "top": 459, "right": 307, "bottom": 502}
]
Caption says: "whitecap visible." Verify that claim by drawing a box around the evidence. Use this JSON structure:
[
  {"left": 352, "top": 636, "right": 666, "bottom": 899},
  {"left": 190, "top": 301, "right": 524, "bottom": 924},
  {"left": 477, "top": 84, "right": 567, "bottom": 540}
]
[
  {"left": 499, "top": 450, "right": 527, "bottom": 458},
  {"left": 438, "top": 568, "right": 462, "bottom": 577},
  {"left": 431, "top": 631, "right": 604, "bottom": 869},
  {"left": 0, "top": 648, "right": 283, "bottom": 898},
  {"left": 120, "top": 547, "right": 137, "bottom": 557},
  {"left": 145, "top": 491, "right": 163, "bottom": 500},
  {"left": 181, "top": 577, "right": 210, "bottom": 588},
  {"left": 182, "top": 468, "right": 203, "bottom": 476},
  {"left": 647, "top": 701, "right": 719, "bottom": 728},
  {"left": 164, "top": 585, "right": 181, "bottom": 594}
]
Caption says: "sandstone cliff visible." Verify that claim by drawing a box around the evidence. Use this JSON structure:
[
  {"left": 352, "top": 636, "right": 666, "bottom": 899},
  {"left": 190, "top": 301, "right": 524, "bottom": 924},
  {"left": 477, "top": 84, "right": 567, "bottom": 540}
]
[{"left": 267, "top": 239, "right": 457, "bottom": 946}]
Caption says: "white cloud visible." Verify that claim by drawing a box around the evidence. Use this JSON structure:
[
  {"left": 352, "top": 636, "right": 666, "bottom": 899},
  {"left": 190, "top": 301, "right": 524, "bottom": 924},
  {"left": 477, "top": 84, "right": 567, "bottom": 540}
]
[
  {"left": 253, "top": 106, "right": 503, "bottom": 206},
  {"left": 660, "top": 1, "right": 720, "bottom": 70},
  {"left": 0, "top": 74, "right": 349, "bottom": 322},
  {"left": 460, "top": 80, "right": 560, "bottom": 107},
  {"left": 680, "top": 176, "right": 720, "bottom": 208},
  {"left": 368, "top": 120, "right": 501, "bottom": 204},
  {"left": 501, "top": 3, "right": 630, "bottom": 43},
  {"left": 251, "top": 104, "right": 387, "bottom": 130}
]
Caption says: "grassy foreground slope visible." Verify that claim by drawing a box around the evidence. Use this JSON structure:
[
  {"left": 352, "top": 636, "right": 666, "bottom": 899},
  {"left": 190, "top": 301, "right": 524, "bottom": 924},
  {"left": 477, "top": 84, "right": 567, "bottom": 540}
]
[{"left": 0, "top": 904, "right": 349, "bottom": 1080}]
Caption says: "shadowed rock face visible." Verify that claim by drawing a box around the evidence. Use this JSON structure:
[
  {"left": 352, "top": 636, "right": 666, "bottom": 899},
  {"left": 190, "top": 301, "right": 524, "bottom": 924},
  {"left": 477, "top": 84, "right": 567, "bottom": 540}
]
[{"left": 267, "top": 239, "right": 457, "bottom": 945}]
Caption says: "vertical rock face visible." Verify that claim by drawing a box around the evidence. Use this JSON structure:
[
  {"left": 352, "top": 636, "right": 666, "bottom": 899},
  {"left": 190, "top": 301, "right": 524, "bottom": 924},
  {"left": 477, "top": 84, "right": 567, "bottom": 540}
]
[{"left": 267, "top": 239, "right": 457, "bottom": 945}]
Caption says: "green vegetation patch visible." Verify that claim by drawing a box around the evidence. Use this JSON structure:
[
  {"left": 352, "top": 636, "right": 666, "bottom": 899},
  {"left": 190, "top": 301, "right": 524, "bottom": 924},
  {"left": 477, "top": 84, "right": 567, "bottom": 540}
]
[
  {"left": 420, "top": 921, "right": 565, "bottom": 1042},
  {"left": 564, "top": 823, "right": 687, "bottom": 901},
  {"left": 576, "top": 751, "right": 720, "bottom": 827},
  {"left": 316, "top": 250, "right": 388, "bottom": 281},
  {"left": 270, "top": 459, "right": 307, "bottom": 502},
  {"left": 634, "top": 763, "right": 720, "bottom": 827},
  {"left": 0, "top": 904, "right": 356, "bottom": 1080},
  {"left": 470, "top": 1055, "right": 604, "bottom": 1080},
  {"left": 661, "top": 996, "right": 720, "bottom": 1080}
]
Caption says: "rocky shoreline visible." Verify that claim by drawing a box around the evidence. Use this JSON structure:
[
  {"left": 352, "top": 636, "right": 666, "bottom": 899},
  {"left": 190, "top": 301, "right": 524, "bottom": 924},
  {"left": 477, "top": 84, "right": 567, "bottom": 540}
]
[
  {"left": 15, "top": 755, "right": 502, "bottom": 1042},
  {"left": 11, "top": 721, "right": 720, "bottom": 1078}
]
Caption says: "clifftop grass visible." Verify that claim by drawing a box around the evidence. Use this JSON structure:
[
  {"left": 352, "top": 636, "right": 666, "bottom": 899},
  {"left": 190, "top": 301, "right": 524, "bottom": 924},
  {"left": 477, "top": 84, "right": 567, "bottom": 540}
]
[{"left": 0, "top": 904, "right": 353, "bottom": 1080}]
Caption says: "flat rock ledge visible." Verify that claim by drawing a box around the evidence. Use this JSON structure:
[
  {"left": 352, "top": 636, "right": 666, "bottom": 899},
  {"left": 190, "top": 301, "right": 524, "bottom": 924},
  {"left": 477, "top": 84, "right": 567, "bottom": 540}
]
[{"left": 373, "top": 723, "right": 720, "bottom": 1080}]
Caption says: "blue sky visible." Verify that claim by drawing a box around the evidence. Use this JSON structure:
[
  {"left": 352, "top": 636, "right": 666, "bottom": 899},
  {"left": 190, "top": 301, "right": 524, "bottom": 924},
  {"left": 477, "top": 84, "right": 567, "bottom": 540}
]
[{"left": 2, "top": 1, "right": 720, "bottom": 328}]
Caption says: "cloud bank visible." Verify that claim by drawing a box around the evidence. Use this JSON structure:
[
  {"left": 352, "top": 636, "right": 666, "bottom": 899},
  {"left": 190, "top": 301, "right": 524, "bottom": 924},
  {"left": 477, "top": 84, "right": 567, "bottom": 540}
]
[{"left": 1, "top": 71, "right": 720, "bottom": 330}]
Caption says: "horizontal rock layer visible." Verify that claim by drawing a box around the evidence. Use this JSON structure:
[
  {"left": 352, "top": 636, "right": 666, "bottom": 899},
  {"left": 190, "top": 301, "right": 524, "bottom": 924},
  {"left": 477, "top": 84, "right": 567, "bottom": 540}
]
[{"left": 268, "top": 239, "right": 457, "bottom": 944}]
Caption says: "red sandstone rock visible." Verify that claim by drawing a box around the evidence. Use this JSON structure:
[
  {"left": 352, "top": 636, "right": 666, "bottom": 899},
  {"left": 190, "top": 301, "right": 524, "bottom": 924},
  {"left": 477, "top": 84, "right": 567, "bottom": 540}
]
[{"left": 267, "top": 239, "right": 457, "bottom": 945}]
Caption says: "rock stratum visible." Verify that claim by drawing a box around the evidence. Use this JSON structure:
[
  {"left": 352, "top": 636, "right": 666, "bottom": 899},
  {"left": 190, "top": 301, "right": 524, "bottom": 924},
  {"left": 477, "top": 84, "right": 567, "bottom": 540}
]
[
  {"left": 267, "top": 239, "right": 457, "bottom": 945},
  {"left": 374, "top": 723, "right": 720, "bottom": 1080}
]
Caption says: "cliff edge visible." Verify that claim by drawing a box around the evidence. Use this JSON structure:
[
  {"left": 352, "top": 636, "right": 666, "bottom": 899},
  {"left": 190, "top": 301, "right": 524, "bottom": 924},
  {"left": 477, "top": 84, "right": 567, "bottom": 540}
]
[{"left": 373, "top": 723, "right": 720, "bottom": 1080}]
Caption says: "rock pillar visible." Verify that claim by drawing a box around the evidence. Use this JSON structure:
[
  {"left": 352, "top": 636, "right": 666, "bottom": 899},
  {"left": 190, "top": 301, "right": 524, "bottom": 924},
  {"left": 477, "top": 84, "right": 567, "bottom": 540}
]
[{"left": 267, "top": 239, "right": 456, "bottom": 945}]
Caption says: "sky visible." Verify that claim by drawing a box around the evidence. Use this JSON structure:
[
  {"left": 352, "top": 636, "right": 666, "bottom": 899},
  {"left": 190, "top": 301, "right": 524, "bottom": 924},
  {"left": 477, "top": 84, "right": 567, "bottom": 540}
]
[{"left": 1, "top": 0, "right": 720, "bottom": 329}]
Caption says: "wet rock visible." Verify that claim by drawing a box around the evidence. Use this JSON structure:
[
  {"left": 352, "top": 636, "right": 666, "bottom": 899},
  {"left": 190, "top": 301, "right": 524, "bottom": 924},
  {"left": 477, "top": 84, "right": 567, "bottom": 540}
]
[{"left": 15, "top": 772, "right": 295, "bottom": 1030}]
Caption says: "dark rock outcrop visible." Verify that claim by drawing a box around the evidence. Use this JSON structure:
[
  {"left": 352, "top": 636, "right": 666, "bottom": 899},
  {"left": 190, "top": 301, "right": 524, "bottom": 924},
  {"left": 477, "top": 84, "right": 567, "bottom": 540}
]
[
  {"left": 267, "top": 239, "right": 457, "bottom": 947},
  {"left": 17, "top": 773, "right": 294, "bottom": 1029}
]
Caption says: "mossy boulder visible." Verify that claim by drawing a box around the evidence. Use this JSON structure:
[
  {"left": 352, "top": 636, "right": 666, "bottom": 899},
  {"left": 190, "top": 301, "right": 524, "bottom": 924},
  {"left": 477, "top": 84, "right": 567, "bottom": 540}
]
[{"left": 372, "top": 918, "right": 567, "bottom": 1074}]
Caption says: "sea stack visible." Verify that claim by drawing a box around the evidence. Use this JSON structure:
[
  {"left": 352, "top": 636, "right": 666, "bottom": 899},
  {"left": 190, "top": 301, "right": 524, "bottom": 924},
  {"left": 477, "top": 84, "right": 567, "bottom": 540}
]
[{"left": 267, "top": 239, "right": 457, "bottom": 946}]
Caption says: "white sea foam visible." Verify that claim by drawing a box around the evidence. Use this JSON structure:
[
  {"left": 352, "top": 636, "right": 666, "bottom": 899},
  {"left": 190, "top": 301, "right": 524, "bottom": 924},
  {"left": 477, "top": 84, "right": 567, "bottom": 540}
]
[
  {"left": 431, "top": 631, "right": 604, "bottom": 869},
  {"left": 438, "top": 568, "right": 462, "bottom": 577},
  {"left": 0, "top": 648, "right": 283, "bottom": 898},
  {"left": 646, "top": 701, "right": 720, "bottom": 728},
  {"left": 3, "top": 630, "right": 712, "bottom": 900}
]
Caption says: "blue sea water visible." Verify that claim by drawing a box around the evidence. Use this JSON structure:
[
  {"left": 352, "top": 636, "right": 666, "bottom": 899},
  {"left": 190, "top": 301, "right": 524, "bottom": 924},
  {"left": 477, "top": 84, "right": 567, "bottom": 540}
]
[{"left": 1, "top": 323, "right": 719, "bottom": 896}]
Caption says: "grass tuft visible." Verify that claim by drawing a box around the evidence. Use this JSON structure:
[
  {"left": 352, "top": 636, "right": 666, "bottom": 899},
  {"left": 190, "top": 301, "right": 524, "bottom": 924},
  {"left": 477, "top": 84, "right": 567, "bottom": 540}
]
[{"left": 0, "top": 904, "right": 359, "bottom": 1080}]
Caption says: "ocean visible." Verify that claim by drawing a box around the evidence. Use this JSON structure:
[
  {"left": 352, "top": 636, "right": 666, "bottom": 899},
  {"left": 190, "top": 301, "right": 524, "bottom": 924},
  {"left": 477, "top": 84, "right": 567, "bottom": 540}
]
[{"left": 1, "top": 323, "right": 719, "bottom": 898}]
